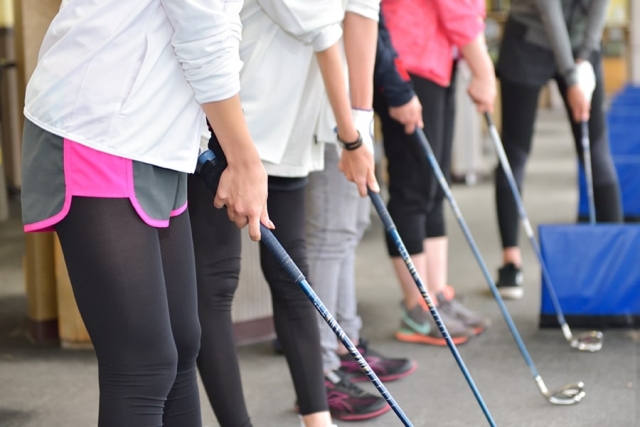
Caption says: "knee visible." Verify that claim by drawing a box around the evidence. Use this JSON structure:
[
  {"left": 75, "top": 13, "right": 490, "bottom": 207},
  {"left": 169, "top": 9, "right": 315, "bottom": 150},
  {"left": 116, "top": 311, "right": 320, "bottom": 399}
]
[
  {"left": 100, "top": 339, "right": 180, "bottom": 397},
  {"left": 174, "top": 319, "right": 201, "bottom": 365},
  {"left": 197, "top": 268, "right": 239, "bottom": 312}
]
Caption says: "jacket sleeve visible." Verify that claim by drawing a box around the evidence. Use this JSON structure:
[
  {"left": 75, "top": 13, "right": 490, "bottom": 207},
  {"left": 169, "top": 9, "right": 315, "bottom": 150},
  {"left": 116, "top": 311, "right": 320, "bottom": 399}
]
[
  {"left": 225, "top": 0, "right": 244, "bottom": 49},
  {"left": 255, "top": 0, "right": 344, "bottom": 52},
  {"left": 535, "top": 0, "right": 578, "bottom": 86},
  {"left": 434, "top": 0, "right": 485, "bottom": 49},
  {"left": 159, "top": 0, "right": 243, "bottom": 104},
  {"left": 577, "top": 0, "right": 609, "bottom": 60},
  {"left": 374, "top": 13, "right": 415, "bottom": 107}
]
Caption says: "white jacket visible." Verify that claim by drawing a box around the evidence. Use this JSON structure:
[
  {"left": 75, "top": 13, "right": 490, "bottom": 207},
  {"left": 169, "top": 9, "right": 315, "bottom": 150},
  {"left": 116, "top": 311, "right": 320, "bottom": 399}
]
[
  {"left": 25, "top": 0, "right": 243, "bottom": 173},
  {"left": 239, "top": 0, "right": 342, "bottom": 177}
]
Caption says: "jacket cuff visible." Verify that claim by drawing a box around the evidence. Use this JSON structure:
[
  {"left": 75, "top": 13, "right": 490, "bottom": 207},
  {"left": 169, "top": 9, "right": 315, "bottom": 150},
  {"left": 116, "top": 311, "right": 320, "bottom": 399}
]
[
  {"left": 564, "top": 68, "right": 578, "bottom": 88},
  {"left": 312, "top": 23, "right": 343, "bottom": 52},
  {"left": 386, "top": 88, "right": 415, "bottom": 108},
  {"left": 577, "top": 46, "right": 594, "bottom": 62}
]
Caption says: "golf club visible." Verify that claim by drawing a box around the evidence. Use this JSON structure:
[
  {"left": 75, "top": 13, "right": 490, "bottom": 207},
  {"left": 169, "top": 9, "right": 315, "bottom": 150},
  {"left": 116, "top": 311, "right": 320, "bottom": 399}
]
[
  {"left": 369, "top": 190, "right": 497, "bottom": 426},
  {"left": 196, "top": 146, "right": 414, "bottom": 426},
  {"left": 414, "top": 127, "right": 586, "bottom": 405},
  {"left": 485, "top": 112, "right": 603, "bottom": 352},
  {"left": 580, "top": 120, "right": 597, "bottom": 224}
]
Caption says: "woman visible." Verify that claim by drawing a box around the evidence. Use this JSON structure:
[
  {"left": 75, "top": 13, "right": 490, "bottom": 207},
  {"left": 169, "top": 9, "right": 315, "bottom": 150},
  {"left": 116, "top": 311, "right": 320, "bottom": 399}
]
[
  {"left": 494, "top": 0, "right": 622, "bottom": 299},
  {"left": 21, "top": 0, "right": 269, "bottom": 426},
  {"left": 377, "top": 0, "right": 495, "bottom": 346},
  {"left": 188, "top": 0, "right": 380, "bottom": 425},
  {"left": 304, "top": 12, "right": 419, "bottom": 421}
]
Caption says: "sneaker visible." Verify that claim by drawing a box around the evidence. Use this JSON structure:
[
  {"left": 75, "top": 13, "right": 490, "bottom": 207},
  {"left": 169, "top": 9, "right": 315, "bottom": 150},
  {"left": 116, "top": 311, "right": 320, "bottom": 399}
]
[
  {"left": 436, "top": 292, "right": 490, "bottom": 335},
  {"left": 496, "top": 263, "right": 523, "bottom": 300},
  {"left": 394, "top": 301, "right": 473, "bottom": 346},
  {"left": 324, "top": 370, "right": 391, "bottom": 421},
  {"left": 338, "top": 339, "right": 417, "bottom": 383}
]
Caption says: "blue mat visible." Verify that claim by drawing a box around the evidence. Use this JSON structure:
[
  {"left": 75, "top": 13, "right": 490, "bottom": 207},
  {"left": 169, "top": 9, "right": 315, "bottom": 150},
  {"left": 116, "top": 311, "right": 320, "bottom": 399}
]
[{"left": 539, "top": 224, "right": 640, "bottom": 328}]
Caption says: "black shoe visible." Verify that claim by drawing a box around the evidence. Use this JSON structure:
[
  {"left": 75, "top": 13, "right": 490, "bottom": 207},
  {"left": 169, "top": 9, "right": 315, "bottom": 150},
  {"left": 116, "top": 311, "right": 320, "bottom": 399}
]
[
  {"left": 338, "top": 338, "right": 417, "bottom": 382},
  {"left": 496, "top": 263, "right": 523, "bottom": 300},
  {"left": 325, "top": 370, "right": 390, "bottom": 421}
]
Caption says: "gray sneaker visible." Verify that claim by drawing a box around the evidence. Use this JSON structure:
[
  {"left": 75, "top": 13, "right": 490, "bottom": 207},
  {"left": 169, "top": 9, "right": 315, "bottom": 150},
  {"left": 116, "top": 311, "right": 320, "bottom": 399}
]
[
  {"left": 437, "top": 292, "right": 490, "bottom": 335},
  {"left": 395, "top": 301, "right": 473, "bottom": 346}
]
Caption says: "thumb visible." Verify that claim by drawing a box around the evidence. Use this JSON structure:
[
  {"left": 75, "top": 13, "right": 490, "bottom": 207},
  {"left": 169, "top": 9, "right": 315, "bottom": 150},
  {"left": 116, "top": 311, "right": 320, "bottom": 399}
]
[
  {"left": 261, "top": 204, "right": 275, "bottom": 229},
  {"left": 367, "top": 168, "right": 380, "bottom": 193}
]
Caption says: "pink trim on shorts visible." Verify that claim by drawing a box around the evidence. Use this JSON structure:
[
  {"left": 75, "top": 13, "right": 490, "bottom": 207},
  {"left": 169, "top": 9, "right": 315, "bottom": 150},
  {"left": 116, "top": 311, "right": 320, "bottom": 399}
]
[{"left": 24, "top": 139, "right": 185, "bottom": 232}]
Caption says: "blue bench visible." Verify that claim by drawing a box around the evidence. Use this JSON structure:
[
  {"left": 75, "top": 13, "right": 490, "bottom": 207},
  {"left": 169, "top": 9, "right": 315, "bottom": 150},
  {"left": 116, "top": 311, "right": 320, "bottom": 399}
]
[{"left": 539, "top": 224, "right": 640, "bottom": 328}]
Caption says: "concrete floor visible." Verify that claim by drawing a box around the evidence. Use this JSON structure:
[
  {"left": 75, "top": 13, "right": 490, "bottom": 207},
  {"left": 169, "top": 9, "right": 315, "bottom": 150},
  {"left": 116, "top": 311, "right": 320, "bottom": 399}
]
[{"left": 0, "top": 109, "right": 638, "bottom": 427}]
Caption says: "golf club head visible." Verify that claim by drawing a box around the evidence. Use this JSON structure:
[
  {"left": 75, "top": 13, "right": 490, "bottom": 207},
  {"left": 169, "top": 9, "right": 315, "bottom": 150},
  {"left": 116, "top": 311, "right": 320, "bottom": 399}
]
[
  {"left": 569, "top": 331, "right": 603, "bottom": 352},
  {"left": 544, "top": 382, "right": 586, "bottom": 405}
]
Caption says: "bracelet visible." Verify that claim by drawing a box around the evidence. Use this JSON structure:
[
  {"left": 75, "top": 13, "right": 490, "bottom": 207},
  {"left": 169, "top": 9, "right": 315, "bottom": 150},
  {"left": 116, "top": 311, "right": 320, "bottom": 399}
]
[{"left": 337, "top": 131, "right": 363, "bottom": 151}]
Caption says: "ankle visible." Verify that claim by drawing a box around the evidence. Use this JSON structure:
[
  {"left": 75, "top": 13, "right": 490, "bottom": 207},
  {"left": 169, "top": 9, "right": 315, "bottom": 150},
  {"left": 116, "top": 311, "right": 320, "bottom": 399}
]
[
  {"left": 299, "top": 411, "right": 334, "bottom": 427},
  {"left": 502, "top": 247, "right": 522, "bottom": 267}
]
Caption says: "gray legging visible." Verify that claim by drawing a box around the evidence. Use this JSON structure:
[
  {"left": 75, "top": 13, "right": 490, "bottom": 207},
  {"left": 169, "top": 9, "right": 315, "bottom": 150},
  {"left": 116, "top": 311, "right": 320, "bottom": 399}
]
[
  {"left": 496, "top": 52, "right": 623, "bottom": 249},
  {"left": 56, "top": 197, "right": 202, "bottom": 427}
]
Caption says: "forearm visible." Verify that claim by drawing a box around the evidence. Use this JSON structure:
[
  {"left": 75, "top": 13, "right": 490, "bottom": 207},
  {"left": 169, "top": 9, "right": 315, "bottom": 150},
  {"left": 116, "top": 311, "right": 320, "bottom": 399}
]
[
  {"left": 343, "top": 11, "right": 378, "bottom": 109},
  {"left": 316, "top": 43, "right": 358, "bottom": 141},
  {"left": 202, "top": 95, "right": 261, "bottom": 166},
  {"left": 578, "top": 0, "right": 609, "bottom": 60},
  {"left": 460, "top": 34, "right": 494, "bottom": 81},
  {"left": 535, "top": 0, "right": 577, "bottom": 86}
]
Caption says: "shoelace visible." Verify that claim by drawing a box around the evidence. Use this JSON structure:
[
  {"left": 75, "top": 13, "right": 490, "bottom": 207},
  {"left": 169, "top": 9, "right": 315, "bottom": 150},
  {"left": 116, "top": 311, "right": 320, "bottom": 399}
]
[{"left": 330, "top": 371, "right": 370, "bottom": 397}]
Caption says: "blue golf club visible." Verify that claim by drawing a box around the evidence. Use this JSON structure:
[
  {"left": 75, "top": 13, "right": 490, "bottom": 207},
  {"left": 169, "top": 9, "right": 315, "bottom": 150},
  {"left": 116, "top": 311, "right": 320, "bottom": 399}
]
[
  {"left": 414, "top": 126, "right": 585, "bottom": 405},
  {"left": 485, "top": 113, "right": 602, "bottom": 352},
  {"left": 195, "top": 147, "right": 414, "bottom": 426}
]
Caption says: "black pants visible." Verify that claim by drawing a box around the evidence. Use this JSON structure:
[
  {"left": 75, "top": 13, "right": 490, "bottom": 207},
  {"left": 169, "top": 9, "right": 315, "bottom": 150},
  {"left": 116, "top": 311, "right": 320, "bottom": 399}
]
[
  {"left": 188, "top": 174, "right": 327, "bottom": 427},
  {"left": 375, "top": 71, "right": 456, "bottom": 256},
  {"left": 497, "top": 56, "right": 623, "bottom": 248},
  {"left": 56, "top": 198, "right": 202, "bottom": 427}
]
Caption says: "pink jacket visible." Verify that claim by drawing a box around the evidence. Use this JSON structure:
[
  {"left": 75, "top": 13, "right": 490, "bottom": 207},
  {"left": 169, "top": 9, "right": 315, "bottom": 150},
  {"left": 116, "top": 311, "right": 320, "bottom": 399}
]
[{"left": 381, "top": 0, "right": 486, "bottom": 87}]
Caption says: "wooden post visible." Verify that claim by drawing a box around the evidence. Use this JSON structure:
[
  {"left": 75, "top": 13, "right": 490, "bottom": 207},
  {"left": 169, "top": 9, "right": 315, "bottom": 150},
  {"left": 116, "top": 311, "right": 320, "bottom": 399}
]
[
  {"left": 631, "top": 0, "right": 640, "bottom": 84},
  {"left": 14, "top": 0, "right": 62, "bottom": 344}
]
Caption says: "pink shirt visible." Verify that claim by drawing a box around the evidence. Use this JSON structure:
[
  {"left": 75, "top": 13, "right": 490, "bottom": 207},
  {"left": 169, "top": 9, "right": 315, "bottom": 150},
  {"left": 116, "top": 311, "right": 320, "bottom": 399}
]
[{"left": 381, "top": 0, "right": 486, "bottom": 87}]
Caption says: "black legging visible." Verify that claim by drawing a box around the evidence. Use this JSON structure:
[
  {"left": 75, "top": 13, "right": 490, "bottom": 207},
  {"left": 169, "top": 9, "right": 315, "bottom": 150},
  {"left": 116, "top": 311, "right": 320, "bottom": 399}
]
[
  {"left": 56, "top": 197, "right": 201, "bottom": 427},
  {"left": 496, "top": 55, "right": 623, "bottom": 248},
  {"left": 375, "top": 71, "right": 456, "bottom": 256},
  {"left": 188, "top": 174, "right": 327, "bottom": 426}
]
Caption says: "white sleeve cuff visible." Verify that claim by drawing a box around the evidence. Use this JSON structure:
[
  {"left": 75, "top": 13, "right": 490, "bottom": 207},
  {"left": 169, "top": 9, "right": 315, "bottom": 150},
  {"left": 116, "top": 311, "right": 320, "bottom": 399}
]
[
  {"left": 312, "top": 23, "right": 343, "bottom": 52},
  {"left": 345, "top": 0, "right": 380, "bottom": 22}
]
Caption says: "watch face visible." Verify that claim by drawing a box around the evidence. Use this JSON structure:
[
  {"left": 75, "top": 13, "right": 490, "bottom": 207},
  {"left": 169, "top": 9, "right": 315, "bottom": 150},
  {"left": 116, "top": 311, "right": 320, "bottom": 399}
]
[{"left": 369, "top": 119, "right": 374, "bottom": 139}]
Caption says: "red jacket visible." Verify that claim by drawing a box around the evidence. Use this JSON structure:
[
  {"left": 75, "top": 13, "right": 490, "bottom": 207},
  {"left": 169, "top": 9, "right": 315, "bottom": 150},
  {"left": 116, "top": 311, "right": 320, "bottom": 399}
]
[{"left": 381, "top": 0, "right": 486, "bottom": 87}]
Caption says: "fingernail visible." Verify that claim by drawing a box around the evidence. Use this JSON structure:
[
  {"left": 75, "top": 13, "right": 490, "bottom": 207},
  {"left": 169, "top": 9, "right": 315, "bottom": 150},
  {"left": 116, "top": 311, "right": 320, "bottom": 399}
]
[{"left": 269, "top": 220, "right": 276, "bottom": 229}]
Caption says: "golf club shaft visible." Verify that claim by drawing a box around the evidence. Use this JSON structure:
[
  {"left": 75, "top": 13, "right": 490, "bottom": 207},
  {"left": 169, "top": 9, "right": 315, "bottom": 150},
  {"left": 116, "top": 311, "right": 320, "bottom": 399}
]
[
  {"left": 260, "top": 225, "right": 413, "bottom": 426},
  {"left": 484, "top": 113, "right": 570, "bottom": 330},
  {"left": 369, "top": 190, "right": 496, "bottom": 427},
  {"left": 414, "top": 128, "right": 542, "bottom": 380},
  {"left": 580, "top": 121, "right": 596, "bottom": 224}
]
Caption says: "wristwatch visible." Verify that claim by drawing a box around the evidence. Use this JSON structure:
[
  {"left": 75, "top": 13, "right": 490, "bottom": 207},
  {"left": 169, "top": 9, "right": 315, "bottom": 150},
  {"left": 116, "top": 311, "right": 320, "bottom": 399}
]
[{"left": 337, "top": 131, "right": 363, "bottom": 151}]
